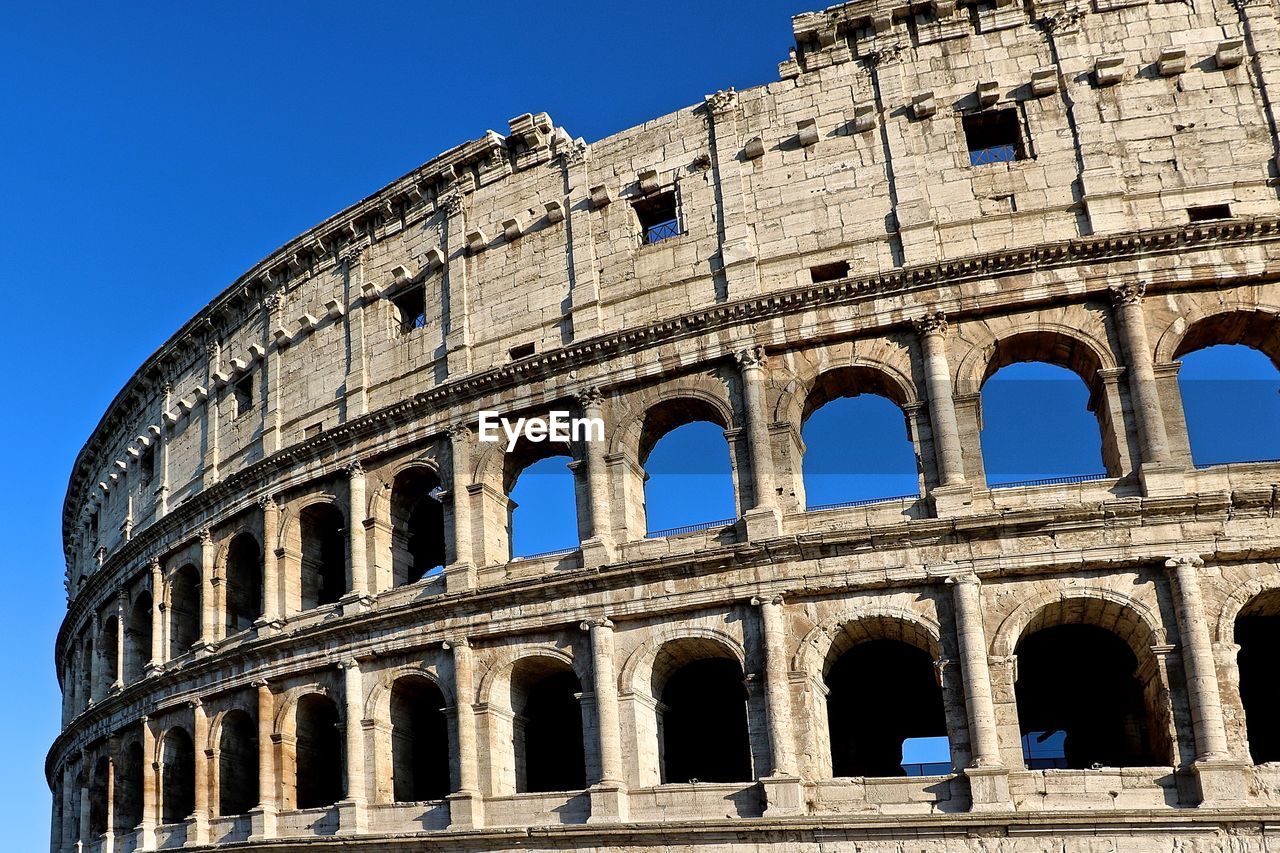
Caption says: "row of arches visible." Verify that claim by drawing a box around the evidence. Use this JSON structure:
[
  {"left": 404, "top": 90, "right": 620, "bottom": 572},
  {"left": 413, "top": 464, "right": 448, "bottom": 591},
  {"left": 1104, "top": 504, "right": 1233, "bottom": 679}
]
[{"left": 62, "top": 581, "right": 1280, "bottom": 848}]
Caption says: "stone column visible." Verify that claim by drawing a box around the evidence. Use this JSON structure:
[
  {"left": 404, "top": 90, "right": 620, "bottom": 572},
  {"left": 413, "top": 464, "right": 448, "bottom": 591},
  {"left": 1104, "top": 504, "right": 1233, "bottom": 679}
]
[
  {"left": 446, "top": 426, "right": 476, "bottom": 593},
  {"left": 87, "top": 613, "right": 101, "bottom": 707},
  {"left": 340, "top": 247, "right": 369, "bottom": 419},
  {"left": 914, "top": 313, "right": 972, "bottom": 514},
  {"left": 113, "top": 592, "right": 126, "bottom": 692},
  {"left": 1167, "top": 555, "right": 1230, "bottom": 760},
  {"left": 248, "top": 680, "right": 277, "bottom": 841},
  {"left": 440, "top": 190, "right": 473, "bottom": 376},
  {"left": 190, "top": 700, "right": 210, "bottom": 844},
  {"left": 447, "top": 639, "right": 484, "bottom": 828},
  {"left": 261, "top": 291, "right": 284, "bottom": 456},
  {"left": 258, "top": 497, "right": 280, "bottom": 625},
  {"left": 345, "top": 463, "right": 371, "bottom": 603},
  {"left": 60, "top": 762, "right": 76, "bottom": 853},
  {"left": 139, "top": 717, "right": 157, "bottom": 850},
  {"left": 583, "top": 618, "right": 627, "bottom": 822},
  {"left": 102, "top": 742, "right": 118, "bottom": 852},
  {"left": 338, "top": 660, "right": 367, "bottom": 833},
  {"left": 78, "top": 763, "right": 91, "bottom": 851},
  {"left": 576, "top": 389, "right": 615, "bottom": 568},
  {"left": 948, "top": 571, "right": 1010, "bottom": 811},
  {"left": 147, "top": 558, "right": 164, "bottom": 672},
  {"left": 203, "top": 341, "right": 221, "bottom": 487},
  {"left": 196, "top": 529, "right": 216, "bottom": 650},
  {"left": 754, "top": 595, "right": 804, "bottom": 816},
  {"left": 704, "top": 88, "right": 761, "bottom": 298},
  {"left": 736, "top": 346, "right": 781, "bottom": 539},
  {"left": 1110, "top": 282, "right": 1183, "bottom": 495}
]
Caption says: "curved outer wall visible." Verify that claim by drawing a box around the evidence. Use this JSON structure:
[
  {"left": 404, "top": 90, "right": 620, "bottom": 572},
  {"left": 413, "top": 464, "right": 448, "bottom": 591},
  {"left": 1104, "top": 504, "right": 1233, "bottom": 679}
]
[{"left": 49, "top": 0, "right": 1280, "bottom": 850}]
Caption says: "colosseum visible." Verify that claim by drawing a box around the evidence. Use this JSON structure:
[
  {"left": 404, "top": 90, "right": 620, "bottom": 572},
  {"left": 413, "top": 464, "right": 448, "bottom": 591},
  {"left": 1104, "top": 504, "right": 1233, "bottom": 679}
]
[{"left": 47, "top": 0, "right": 1280, "bottom": 850}]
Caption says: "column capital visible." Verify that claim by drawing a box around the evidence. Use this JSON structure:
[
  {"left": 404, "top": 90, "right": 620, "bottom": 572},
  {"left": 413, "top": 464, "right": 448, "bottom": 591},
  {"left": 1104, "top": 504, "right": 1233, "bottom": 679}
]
[
  {"left": 1166, "top": 553, "right": 1206, "bottom": 570},
  {"left": 1109, "top": 280, "right": 1148, "bottom": 306},
  {"left": 198, "top": 527, "right": 212, "bottom": 545},
  {"left": 580, "top": 616, "right": 614, "bottom": 631},
  {"left": 438, "top": 189, "right": 464, "bottom": 217},
  {"left": 946, "top": 569, "right": 981, "bottom": 587},
  {"left": 574, "top": 386, "right": 605, "bottom": 410},
  {"left": 336, "top": 658, "right": 361, "bottom": 672},
  {"left": 704, "top": 87, "right": 738, "bottom": 116},
  {"left": 750, "top": 594, "right": 785, "bottom": 607},
  {"left": 443, "top": 637, "right": 471, "bottom": 651},
  {"left": 735, "top": 344, "right": 767, "bottom": 369},
  {"left": 256, "top": 494, "right": 278, "bottom": 511},
  {"left": 344, "top": 460, "right": 365, "bottom": 477},
  {"left": 149, "top": 555, "right": 162, "bottom": 572},
  {"left": 912, "top": 310, "right": 948, "bottom": 337},
  {"left": 447, "top": 422, "right": 473, "bottom": 443},
  {"left": 187, "top": 698, "right": 203, "bottom": 710},
  {"left": 250, "top": 678, "right": 271, "bottom": 689}
]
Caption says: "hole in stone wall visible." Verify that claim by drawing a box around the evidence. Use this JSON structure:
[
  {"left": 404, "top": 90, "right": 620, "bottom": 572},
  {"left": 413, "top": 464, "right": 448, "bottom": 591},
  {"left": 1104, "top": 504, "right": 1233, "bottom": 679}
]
[
  {"left": 1187, "top": 204, "right": 1232, "bottom": 222},
  {"left": 224, "top": 532, "right": 263, "bottom": 633},
  {"left": 299, "top": 503, "right": 346, "bottom": 609},
  {"left": 391, "top": 469, "right": 447, "bottom": 585},
  {"left": 659, "top": 656, "right": 752, "bottom": 783},
  {"left": 810, "top": 261, "right": 850, "bottom": 283},
  {"left": 633, "top": 190, "right": 680, "bottom": 245},
  {"left": 393, "top": 286, "right": 427, "bottom": 335},
  {"left": 233, "top": 374, "right": 254, "bottom": 419},
  {"left": 115, "top": 741, "right": 144, "bottom": 831},
  {"left": 218, "top": 709, "right": 259, "bottom": 816},
  {"left": 140, "top": 445, "right": 155, "bottom": 484},
  {"left": 963, "top": 109, "right": 1025, "bottom": 166},
  {"left": 168, "top": 564, "right": 201, "bottom": 657},
  {"left": 508, "top": 342, "right": 536, "bottom": 361},
  {"left": 160, "top": 727, "right": 195, "bottom": 824},
  {"left": 513, "top": 662, "right": 585, "bottom": 793},
  {"left": 1235, "top": 590, "right": 1280, "bottom": 764}
]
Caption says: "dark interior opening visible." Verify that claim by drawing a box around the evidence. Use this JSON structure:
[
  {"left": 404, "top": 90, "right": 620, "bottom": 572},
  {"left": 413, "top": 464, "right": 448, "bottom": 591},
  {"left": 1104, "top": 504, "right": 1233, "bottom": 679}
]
[
  {"left": 224, "top": 532, "right": 263, "bottom": 633},
  {"left": 1188, "top": 204, "right": 1232, "bottom": 223},
  {"left": 508, "top": 342, "right": 536, "bottom": 361},
  {"left": 391, "top": 469, "right": 446, "bottom": 586},
  {"left": 517, "top": 668, "right": 585, "bottom": 793},
  {"left": 826, "top": 639, "right": 949, "bottom": 777},
  {"left": 390, "top": 676, "right": 451, "bottom": 802},
  {"left": 393, "top": 286, "right": 426, "bottom": 335},
  {"left": 218, "top": 709, "right": 259, "bottom": 816},
  {"left": 299, "top": 503, "right": 346, "bottom": 609},
  {"left": 1236, "top": 604, "right": 1280, "bottom": 764},
  {"left": 115, "top": 741, "right": 144, "bottom": 832},
  {"left": 660, "top": 657, "right": 752, "bottom": 783},
  {"left": 1015, "top": 624, "right": 1163, "bottom": 769},
  {"left": 168, "top": 565, "right": 201, "bottom": 657},
  {"left": 161, "top": 728, "right": 195, "bottom": 824},
  {"left": 296, "top": 694, "right": 343, "bottom": 809},
  {"left": 233, "top": 374, "right": 254, "bottom": 418}
]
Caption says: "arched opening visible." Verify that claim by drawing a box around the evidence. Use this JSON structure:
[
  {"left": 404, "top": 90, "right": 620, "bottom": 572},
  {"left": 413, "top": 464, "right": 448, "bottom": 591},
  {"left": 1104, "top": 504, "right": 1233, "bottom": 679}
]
[
  {"left": 168, "top": 564, "right": 202, "bottom": 658},
  {"left": 88, "top": 756, "right": 110, "bottom": 838},
  {"left": 641, "top": 400, "right": 735, "bottom": 535},
  {"left": 1015, "top": 623, "right": 1167, "bottom": 768},
  {"left": 1175, "top": 340, "right": 1280, "bottom": 467},
  {"left": 217, "top": 709, "right": 259, "bottom": 816},
  {"left": 295, "top": 694, "right": 343, "bottom": 809},
  {"left": 510, "top": 658, "right": 585, "bottom": 793},
  {"left": 1234, "top": 589, "right": 1280, "bottom": 764},
  {"left": 299, "top": 503, "right": 347, "bottom": 610},
  {"left": 980, "top": 348, "right": 1112, "bottom": 486},
  {"left": 160, "top": 727, "right": 195, "bottom": 824},
  {"left": 115, "top": 741, "right": 144, "bottom": 832},
  {"left": 124, "top": 591, "right": 152, "bottom": 684},
  {"left": 390, "top": 675, "right": 450, "bottom": 802},
  {"left": 224, "top": 532, "right": 263, "bottom": 634},
  {"left": 505, "top": 439, "right": 578, "bottom": 559},
  {"left": 100, "top": 616, "right": 119, "bottom": 690},
  {"left": 824, "top": 627, "right": 949, "bottom": 777},
  {"left": 654, "top": 638, "right": 752, "bottom": 783},
  {"left": 801, "top": 368, "right": 919, "bottom": 508},
  {"left": 390, "top": 468, "right": 446, "bottom": 585}
]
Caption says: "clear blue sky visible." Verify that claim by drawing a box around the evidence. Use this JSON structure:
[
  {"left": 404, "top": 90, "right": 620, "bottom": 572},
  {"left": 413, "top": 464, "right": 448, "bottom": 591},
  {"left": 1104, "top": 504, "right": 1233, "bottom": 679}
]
[{"left": 3, "top": 3, "right": 1277, "bottom": 849}]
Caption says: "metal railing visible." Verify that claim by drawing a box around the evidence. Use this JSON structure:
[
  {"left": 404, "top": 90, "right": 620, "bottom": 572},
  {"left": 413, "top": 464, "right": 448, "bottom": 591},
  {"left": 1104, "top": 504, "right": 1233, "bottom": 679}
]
[
  {"left": 808, "top": 493, "right": 919, "bottom": 511},
  {"left": 511, "top": 546, "right": 579, "bottom": 561},
  {"left": 642, "top": 218, "right": 680, "bottom": 245},
  {"left": 901, "top": 761, "right": 953, "bottom": 777},
  {"left": 990, "top": 472, "right": 1109, "bottom": 489},
  {"left": 646, "top": 518, "right": 736, "bottom": 539},
  {"left": 969, "top": 144, "right": 1018, "bottom": 166},
  {"left": 398, "top": 312, "right": 427, "bottom": 335},
  {"left": 1194, "top": 457, "right": 1280, "bottom": 470}
]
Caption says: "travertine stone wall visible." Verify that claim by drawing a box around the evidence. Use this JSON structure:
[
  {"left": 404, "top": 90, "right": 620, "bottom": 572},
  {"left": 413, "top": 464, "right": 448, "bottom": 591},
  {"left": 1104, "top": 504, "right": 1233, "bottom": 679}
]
[{"left": 49, "top": 0, "right": 1280, "bottom": 850}]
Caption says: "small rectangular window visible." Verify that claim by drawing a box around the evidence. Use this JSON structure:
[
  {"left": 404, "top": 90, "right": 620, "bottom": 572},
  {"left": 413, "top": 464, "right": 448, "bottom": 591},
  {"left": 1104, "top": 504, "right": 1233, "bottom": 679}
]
[
  {"left": 810, "top": 261, "right": 850, "bottom": 283},
  {"left": 88, "top": 512, "right": 99, "bottom": 545},
  {"left": 392, "top": 287, "right": 427, "bottom": 335},
  {"left": 233, "top": 374, "right": 254, "bottom": 419},
  {"left": 509, "top": 342, "right": 536, "bottom": 361},
  {"left": 963, "top": 109, "right": 1025, "bottom": 166},
  {"left": 304, "top": 422, "right": 323, "bottom": 439},
  {"left": 1188, "top": 204, "right": 1232, "bottom": 222},
  {"left": 140, "top": 446, "right": 155, "bottom": 484},
  {"left": 633, "top": 190, "right": 680, "bottom": 245}
]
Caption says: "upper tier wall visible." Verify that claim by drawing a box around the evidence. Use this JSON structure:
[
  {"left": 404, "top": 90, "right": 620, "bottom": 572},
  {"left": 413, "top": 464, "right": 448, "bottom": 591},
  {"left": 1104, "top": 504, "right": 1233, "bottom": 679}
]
[{"left": 63, "top": 0, "right": 1280, "bottom": 597}]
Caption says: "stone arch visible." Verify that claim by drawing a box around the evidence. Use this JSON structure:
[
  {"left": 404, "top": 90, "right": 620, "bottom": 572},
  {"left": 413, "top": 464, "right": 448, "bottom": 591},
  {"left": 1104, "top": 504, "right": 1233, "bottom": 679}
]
[
  {"left": 275, "top": 491, "right": 342, "bottom": 554},
  {"left": 956, "top": 322, "right": 1119, "bottom": 390},
  {"left": 991, "top": 586, "right": 1167, "bottom": 659},
  {"left": 792, "top": 605, "right": 943, "bottom": 677},
  {"left": 477, "top": 645, "right": 581, "bottom": 709},
  {"left": 367, "top": 454, "right": 444, "bottom": 525},
  {"left": 1216, "top": 573, "right": 1280, "bottom": 644},
  {"left": 609, "top": 389, "right": 736, "bottom": 463},
  {"left": 1155, "top": 304, "right": 1280, "bottom": 368},
  {"left": 281, "top": 497, "right": 348, "bottom": 611},
  {"left": 619, "top": 626, "right": 747, "bottom": 695},
  {"left": 213, "top": 706, "right": 258, "bottom": 816},
  {"left": 774, "top": 359, "right": 919, "bottom": 428},
  {"left": 365, "top": 663, "right": 453, "bottom": 721},
  {"left": 273, "top": 684, "right": 335, "bottom": 736}
]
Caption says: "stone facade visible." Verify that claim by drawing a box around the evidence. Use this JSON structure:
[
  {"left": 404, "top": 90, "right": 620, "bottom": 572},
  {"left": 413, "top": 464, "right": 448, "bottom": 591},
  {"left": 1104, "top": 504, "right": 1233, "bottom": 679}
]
[{"left": 48, "top": 0, "right": 1280, "bottom": 850}]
